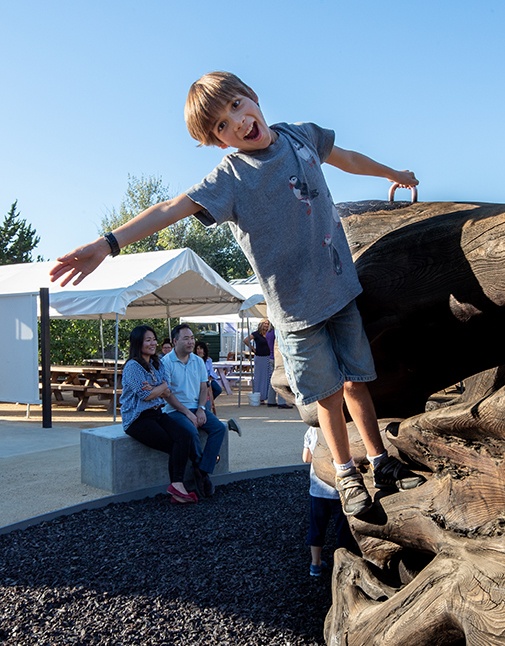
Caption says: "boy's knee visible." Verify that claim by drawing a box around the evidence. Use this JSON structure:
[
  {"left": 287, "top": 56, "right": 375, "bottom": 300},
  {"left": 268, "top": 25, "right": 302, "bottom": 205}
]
[{"left": 343, "top": 381, "right": 368, "bottom": 397}]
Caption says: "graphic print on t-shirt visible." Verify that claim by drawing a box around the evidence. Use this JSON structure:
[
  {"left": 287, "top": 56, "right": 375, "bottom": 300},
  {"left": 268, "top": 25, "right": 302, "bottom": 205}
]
[{"left": 288, "top": 175, "right": 319, "bottom": 215}]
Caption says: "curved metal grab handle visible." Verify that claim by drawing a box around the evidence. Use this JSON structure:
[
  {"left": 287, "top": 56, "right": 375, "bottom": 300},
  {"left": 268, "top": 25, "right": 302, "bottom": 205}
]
[{"left": 388, "top": 183, "right": 418, "bottom": 203}]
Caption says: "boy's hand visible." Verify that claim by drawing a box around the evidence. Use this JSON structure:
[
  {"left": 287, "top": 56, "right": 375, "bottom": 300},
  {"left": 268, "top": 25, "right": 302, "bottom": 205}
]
[
  {"left": 49, "top": 238, "right": 110, "bottom": 286},
  {"left": 391, "top": 170, "right": 418, "bottom": 188}
]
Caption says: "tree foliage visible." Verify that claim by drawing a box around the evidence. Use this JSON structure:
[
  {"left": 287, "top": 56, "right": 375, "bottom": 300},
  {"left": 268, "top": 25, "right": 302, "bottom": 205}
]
[
  {"left": 100, "top": 175, "right": 170, "bottom": 254},
  {"left": 100, "top": 174, "right": 252, "bottom": 279},
  {"left": 0, "top": 201, "right": 41, "bottom": 264},
  {"left": 48, "top": 318, "right": 176, "bottom": 365}
]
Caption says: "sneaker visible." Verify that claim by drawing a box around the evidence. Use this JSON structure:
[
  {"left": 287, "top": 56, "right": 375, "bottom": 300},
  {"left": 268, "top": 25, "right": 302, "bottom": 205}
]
[
  {"left": 227, "top": 418, "right": 242, "bottom": 436},
  {"left": 310, "top": 560, "right": 328, "bottom": 577},
  {"left": 335, "top": 467, "right": 373, "bottom": 517},
  {"left": 373, "top": 455, "right": 426, "bottom": 491}
]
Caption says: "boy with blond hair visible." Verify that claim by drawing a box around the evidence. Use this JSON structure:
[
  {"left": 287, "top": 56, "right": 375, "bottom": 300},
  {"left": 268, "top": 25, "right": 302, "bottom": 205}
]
[{"left": 51, "top": 71, "right": 425, "bottom": 516}]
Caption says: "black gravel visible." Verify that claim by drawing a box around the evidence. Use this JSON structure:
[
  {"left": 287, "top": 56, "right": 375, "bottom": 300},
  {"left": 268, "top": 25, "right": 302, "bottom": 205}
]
[{"left": 0, "top": 471, "right": 337, "bottom": 645}]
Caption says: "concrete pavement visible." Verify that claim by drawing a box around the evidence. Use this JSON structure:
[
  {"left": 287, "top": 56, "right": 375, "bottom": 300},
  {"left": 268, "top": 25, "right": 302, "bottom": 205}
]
[{"left": 0, "top": 394, "right": 308, "bottom": 533}]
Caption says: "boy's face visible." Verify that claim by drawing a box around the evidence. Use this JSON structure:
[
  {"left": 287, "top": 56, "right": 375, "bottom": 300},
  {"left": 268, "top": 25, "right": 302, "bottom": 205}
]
[{"left": 211, "top": 95, "right": 275, "bottom": 152}]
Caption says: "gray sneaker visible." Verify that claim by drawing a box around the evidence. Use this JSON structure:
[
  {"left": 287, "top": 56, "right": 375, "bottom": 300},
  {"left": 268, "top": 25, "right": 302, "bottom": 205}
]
[
  {"left": 335, "top": 467, "right": 373, "bottom": 517},
  {"left": 373, "top": 455, "right": 426, "bottom": 491}
]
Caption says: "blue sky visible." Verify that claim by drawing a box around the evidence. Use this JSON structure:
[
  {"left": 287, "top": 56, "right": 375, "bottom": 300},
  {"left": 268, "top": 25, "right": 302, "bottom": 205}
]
[{"left": 1, "top": 0, "right": 504, "bottom": 261}]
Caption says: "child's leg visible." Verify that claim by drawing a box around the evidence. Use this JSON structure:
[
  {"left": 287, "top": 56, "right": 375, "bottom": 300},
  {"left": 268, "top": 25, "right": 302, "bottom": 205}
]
[
  {"left": 343, "top": 381, "right": 384, "bottom": 457},
  {"left": 316, "top": 388, "right": 374, "bottom": 517},
  {"left": 316, "top": 387, "right": 351, "bottom": 464},
  {"left": 310, "top": 545, "right": 323, "bottom": 566},
  {"left": 307, "top": 496, "right": 332, "bottom": 574},
  {"left": 343, "top": 380, "right": 426, "bottom": 491}
]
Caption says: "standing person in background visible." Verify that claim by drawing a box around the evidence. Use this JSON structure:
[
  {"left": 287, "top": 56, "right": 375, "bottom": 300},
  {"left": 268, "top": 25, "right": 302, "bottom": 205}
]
[
  {"left": 243, "top": 319, "right": 271, "bottom": 404},
  {"left": 195, "top": 340, "right": 223, "bottom": 406},
  {"left": 266, "top": 324, "right": 293, "bottom": 410},
  {"left": 120, "top": 325, "right": 197, "bottom": 505}
]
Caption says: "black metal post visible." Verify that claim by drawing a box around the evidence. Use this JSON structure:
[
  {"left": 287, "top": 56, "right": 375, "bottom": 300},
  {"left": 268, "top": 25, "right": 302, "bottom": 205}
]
[{"left": 40, "top": 287, "right": 52, "bottom": 428}]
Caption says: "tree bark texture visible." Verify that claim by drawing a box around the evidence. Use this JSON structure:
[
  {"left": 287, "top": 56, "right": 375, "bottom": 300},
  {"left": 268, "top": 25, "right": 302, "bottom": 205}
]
[{"left": 271, "top": 200, "right": 505, "bottom": 645}]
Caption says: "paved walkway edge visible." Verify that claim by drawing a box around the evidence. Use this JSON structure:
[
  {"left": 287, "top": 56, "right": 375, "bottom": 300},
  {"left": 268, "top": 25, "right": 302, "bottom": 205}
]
[{"left": 0, "top": 464, "right": 309, "bottom": 536}]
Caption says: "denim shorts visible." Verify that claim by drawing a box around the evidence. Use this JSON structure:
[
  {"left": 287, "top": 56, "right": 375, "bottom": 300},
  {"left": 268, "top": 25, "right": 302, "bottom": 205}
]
[{"left": 276, "top": 300, "right": 376, "bottom": 406}]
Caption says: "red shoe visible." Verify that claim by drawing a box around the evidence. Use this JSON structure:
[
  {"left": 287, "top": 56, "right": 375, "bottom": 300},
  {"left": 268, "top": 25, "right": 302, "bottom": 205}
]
[{"left": 167, "top": 484, "right": 198, "bottom": 503}]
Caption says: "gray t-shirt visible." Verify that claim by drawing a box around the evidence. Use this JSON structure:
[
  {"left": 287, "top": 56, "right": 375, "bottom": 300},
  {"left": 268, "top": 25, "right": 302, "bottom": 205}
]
[{"left": 187, "top": 122, "right": 362, "bottom": 332}]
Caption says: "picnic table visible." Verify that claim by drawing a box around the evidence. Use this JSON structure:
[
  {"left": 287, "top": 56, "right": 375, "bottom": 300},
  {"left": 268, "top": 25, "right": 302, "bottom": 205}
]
[
  {"left": 48, "top": 365, "right": 122, "bottom": 412},
  {"left": 213, "top": 360, "right": 253, "bottom": 395}
]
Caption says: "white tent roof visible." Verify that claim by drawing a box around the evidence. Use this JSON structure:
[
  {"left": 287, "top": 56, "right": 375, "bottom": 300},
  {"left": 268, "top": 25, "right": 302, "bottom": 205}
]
[
  {"left": 0, "top": 249, "right": 246, "bottom": 320},
  {"left": 183, "top": 278, "right": 267, "bottom": 324}
]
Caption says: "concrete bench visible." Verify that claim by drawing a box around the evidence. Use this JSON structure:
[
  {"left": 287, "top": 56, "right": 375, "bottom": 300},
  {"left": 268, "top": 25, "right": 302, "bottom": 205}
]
[{"left": 81, "top": 423, "right": 229, "bottom": 494}]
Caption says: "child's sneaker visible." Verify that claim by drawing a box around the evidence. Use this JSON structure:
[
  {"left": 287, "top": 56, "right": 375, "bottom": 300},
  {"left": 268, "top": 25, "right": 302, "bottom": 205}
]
[
  {"left": 310, "top": 560, "right": 328, "bottom": 577},
  {"left": 335, "top": 467, "right": 373, "bottom": 517},
  {"left": 373, "top": 455, "right": 426, "bottom": 491}
]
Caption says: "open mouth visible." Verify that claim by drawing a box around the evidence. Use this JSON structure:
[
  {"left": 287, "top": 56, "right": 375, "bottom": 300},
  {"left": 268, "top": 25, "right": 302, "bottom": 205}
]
[{"left": 244, "top": 122, "right": 260, "bottom": 140}]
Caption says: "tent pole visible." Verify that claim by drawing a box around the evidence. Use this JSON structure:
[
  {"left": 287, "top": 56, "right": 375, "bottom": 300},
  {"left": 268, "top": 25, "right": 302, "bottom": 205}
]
[
  {"left": 113, "top": 313, "right": 119, "bottom": 422},
  {"left": 40, "top": 288, "right": 52, "bottom": 428},
  {"left": 99, "top": 315, "right": 105, "bottom": 366},
  {"left": 166, "top": 306, "right": 171, "bottom": 339},
  {"left": 238, "top": 315, "right": 243, "bottom": 406}
]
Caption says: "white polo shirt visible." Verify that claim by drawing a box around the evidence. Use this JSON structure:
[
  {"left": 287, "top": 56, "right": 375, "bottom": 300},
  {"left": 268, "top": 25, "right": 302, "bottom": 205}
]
[{"left": 161, "top": 350, "right": 207, "bottom": 413}]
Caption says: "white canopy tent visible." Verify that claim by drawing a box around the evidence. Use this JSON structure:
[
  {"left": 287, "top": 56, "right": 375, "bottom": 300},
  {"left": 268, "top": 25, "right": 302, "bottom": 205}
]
[
  {"left": 0, "top": 249, "right": 246, "bottom": 417},
  {"left": 0, "top": 248, "right": 246, "bottom": 320}
]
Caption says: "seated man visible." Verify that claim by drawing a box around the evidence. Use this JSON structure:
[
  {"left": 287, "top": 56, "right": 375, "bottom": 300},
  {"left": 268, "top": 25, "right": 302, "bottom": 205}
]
[{"left": 162, "top": 324, "right": 226, "bottom": 497}]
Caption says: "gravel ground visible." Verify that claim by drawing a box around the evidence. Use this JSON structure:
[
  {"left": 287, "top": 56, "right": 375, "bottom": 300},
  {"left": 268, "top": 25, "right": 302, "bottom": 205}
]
[{"left": 0, "top": 471, "right": 338, "bottom": 646}]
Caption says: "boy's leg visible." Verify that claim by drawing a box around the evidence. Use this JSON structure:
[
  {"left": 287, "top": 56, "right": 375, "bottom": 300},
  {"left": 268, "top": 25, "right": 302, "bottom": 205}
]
[
  {"left": 343, "top": 380, "right": 426, "bottom": 491},
  {"left": 343, "top": 381, "right": 384, "bottom": 457},
  {"left": 316, "top": 388, "right": 373, "bottom": 517},
  {"left": 316, "top": 387, "right": 350, "bottom": 464}
]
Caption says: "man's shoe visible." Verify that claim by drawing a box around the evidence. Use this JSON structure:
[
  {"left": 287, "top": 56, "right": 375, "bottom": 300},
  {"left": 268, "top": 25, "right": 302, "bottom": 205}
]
[
  {"left": 373, "top": 455, "right": 426, "bottom": 491},
  {"left": 335, "top": 467, "right": 373, "bottom": 517},
  {"left": 193, "top": 466, "right": 206, "bottom": 498},
  {"left": 227, "top": 418, "right": 242, "bottom": 436},
  {"left": 277, "top": 404, "right": 293, "bottom": 409},
  {"left": 310, "top": 561, "right": 328, "bottom": 577},
  {"left": 202, "top": 472, "right": 215, "bottom": 497},
  {"left": 267, "top": 404, "right": 277, "bottom": 407}
]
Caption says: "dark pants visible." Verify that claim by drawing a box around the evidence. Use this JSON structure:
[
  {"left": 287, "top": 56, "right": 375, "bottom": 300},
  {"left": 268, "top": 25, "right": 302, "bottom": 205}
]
[
  {"left": 166, "top": 409, "right": 226, "bottom": 475},
  {"left": 210, "top": 379, "right": 222, "bottom": 399},
  {"left": 126, "top": 407, "right": 194, "bottom": 483},
  {"left": 306, "top": 496, "right": 359, "bottom": 553}
]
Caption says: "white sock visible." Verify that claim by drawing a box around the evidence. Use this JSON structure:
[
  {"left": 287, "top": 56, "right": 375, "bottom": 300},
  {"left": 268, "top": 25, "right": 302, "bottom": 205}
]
[
  {"left": 333, "top": 458, "right": 354, "bottom": 474},
  {"left": 367, "top": 451, "right": 387, "bottom": 469}
]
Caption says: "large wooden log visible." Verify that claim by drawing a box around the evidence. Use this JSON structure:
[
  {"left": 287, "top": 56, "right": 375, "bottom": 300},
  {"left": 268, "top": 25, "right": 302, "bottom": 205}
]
[
  {"left": 271, "top": 200, "right": 505, "bottom": 644},
  {"left": 272, "top": 200, "right": 505, "bottom": 422}
]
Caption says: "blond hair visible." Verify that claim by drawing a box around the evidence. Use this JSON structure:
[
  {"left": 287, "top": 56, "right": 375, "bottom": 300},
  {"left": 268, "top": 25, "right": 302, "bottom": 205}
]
[{"left": 184, "top": 71, "right": 258, "bottom": 147}]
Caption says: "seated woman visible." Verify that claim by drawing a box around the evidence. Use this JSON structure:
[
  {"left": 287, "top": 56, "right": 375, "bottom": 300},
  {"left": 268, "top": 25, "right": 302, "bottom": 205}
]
[
  {"left": 195, "top": 341, "right": 222, "bottom": 409},
  {"left": 120, "top": 325, "right": 198, "bottom": 504}
]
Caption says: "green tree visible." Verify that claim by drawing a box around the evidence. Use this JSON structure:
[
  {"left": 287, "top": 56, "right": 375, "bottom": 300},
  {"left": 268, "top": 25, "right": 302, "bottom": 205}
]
[
  {"left": 158, "top": 217, "right": 252, "bottom": 279},
  {"left": 0, "top": 201, "right": 41, "bottom": 264},
  {"left": 101, "top": 174, "right": 252, "bottom": 279},
  {"left": 100, "top": 175, "right": 170, "bottom": 254}
]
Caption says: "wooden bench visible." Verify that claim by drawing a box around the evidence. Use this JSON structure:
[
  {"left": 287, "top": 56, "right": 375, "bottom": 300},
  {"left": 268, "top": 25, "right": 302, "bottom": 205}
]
[
  {"left": 50, "top": 383, "right": 122, "bottom": 412},
  {"left": 81, "top": 424, "right": 229, "bottom": 493},
  {"left": 50, "top": 383, "right": 87, "bottom": 402}
]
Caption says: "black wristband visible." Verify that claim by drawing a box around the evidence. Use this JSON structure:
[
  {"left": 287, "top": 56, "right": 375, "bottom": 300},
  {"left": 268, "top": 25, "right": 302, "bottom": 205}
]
[{"left": 104, "top": 232, "right": 120, "bottom": 257}]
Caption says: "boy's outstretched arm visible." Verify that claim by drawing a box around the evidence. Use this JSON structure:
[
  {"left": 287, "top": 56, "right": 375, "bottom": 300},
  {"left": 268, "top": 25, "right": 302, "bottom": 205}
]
[
  {"left": 326, "top": 145, "right": 418, "bottom": 188},
  {"left": 50, "top": 194, "right": 198, "bottom": 286}
]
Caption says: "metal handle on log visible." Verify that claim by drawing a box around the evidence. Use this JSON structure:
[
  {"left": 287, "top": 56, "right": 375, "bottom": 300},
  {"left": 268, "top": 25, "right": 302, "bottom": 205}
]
[{"left": 389, "top": 183, "right": 418, "bottom": 203}]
